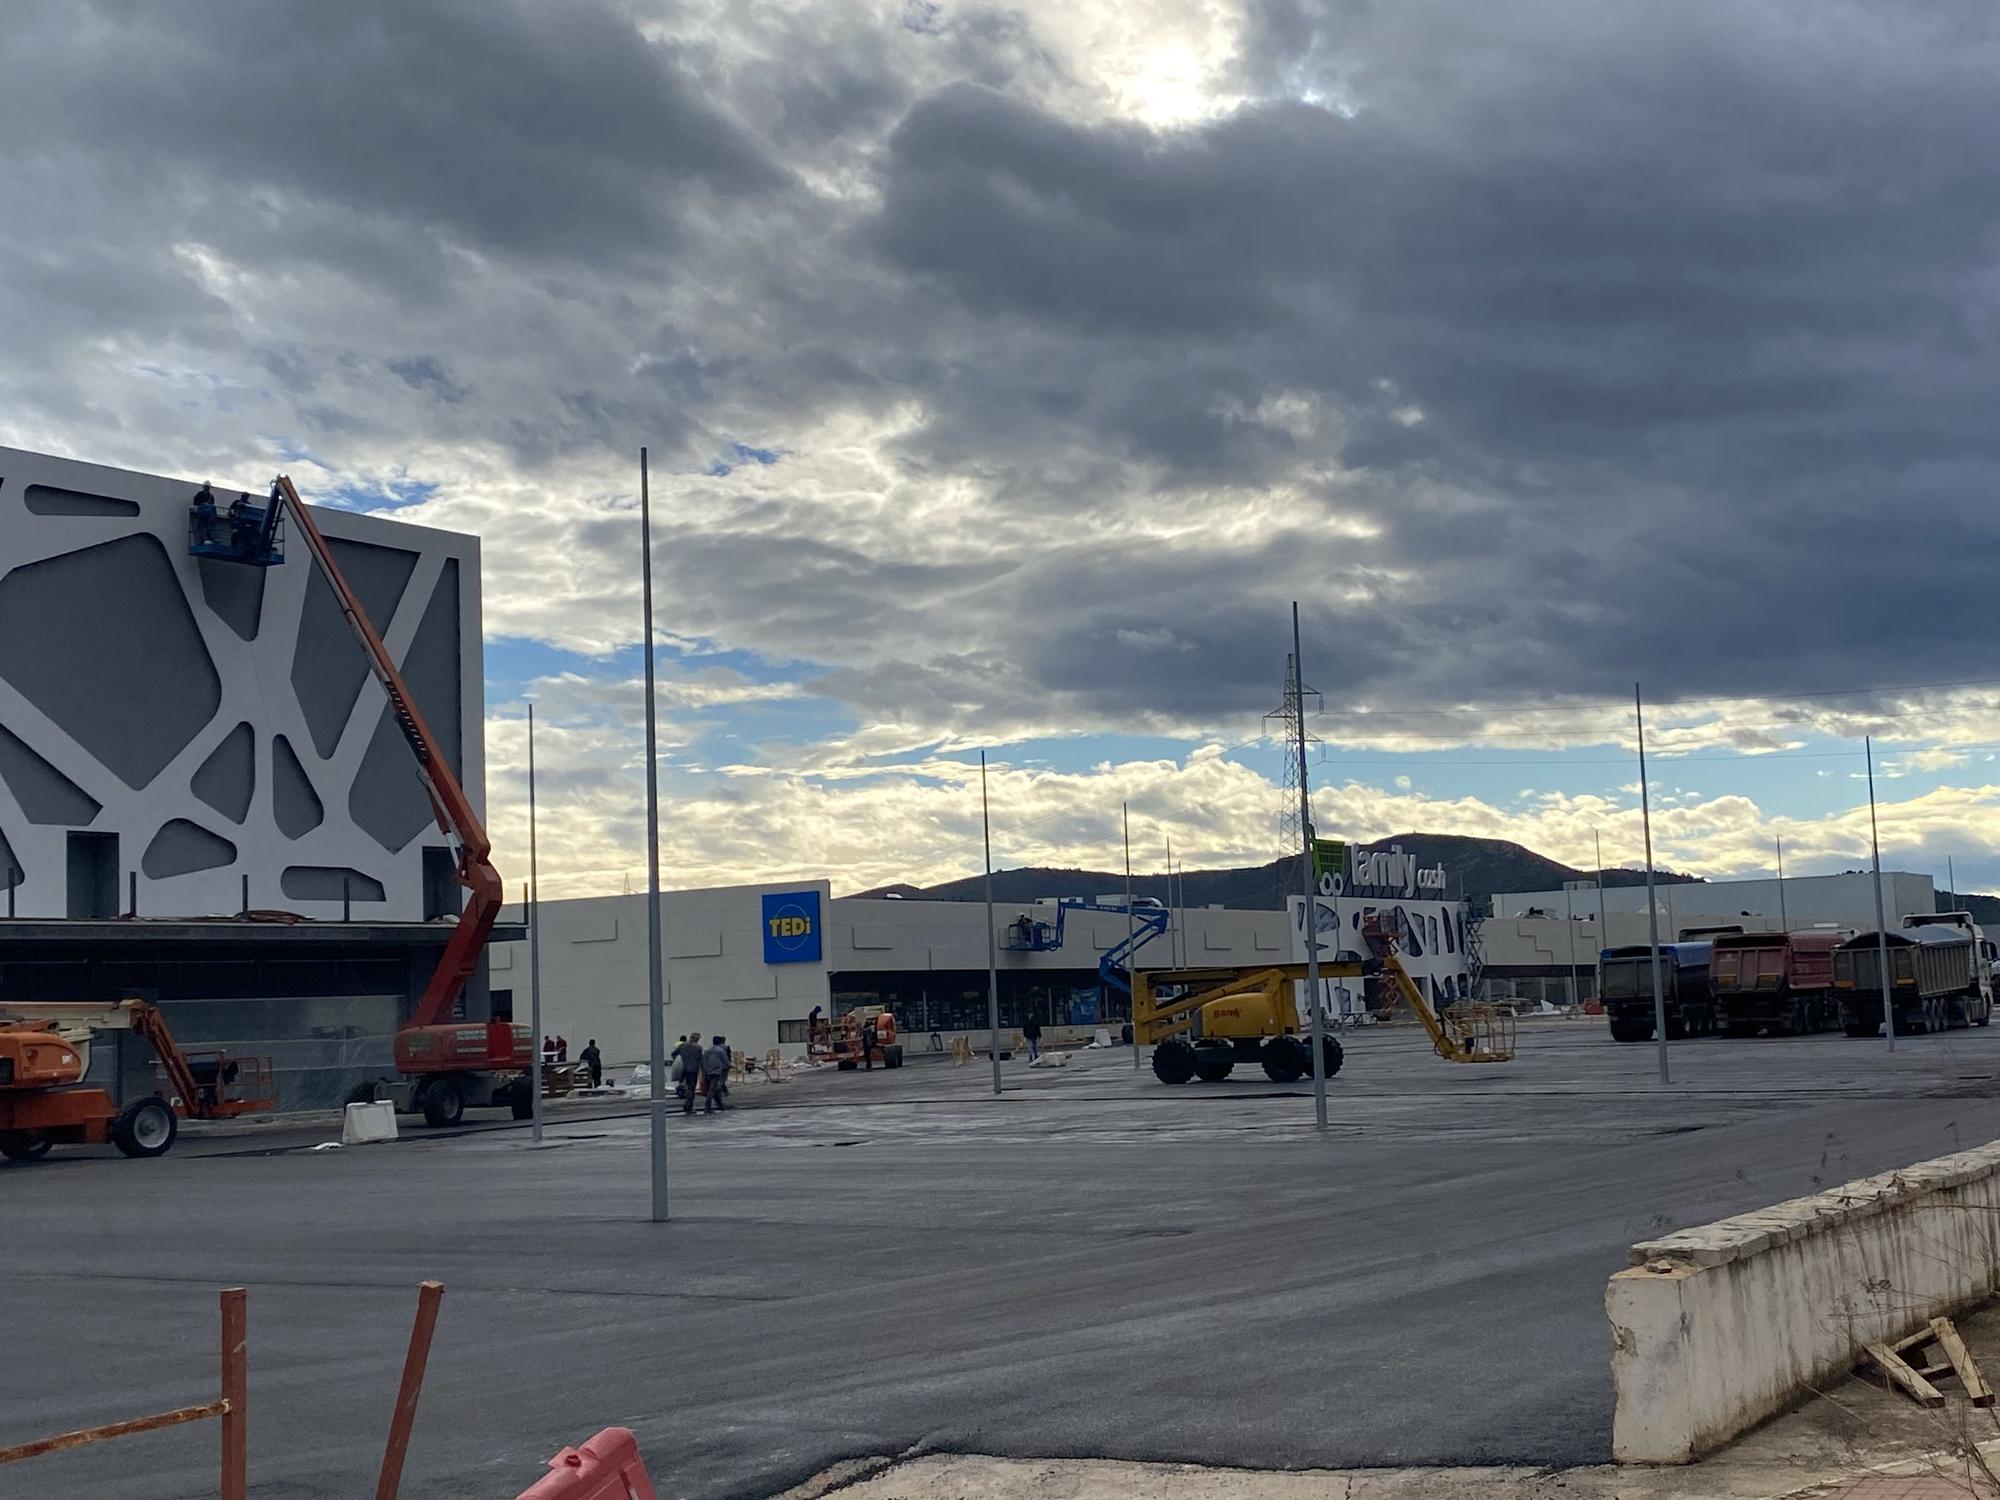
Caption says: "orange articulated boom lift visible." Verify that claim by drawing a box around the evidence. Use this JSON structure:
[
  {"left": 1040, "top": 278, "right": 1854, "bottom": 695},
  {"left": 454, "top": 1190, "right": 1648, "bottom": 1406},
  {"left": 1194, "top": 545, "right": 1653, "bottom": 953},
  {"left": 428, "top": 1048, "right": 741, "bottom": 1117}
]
[{"left": 191, "top": 476, "right": 526, "bottom": 1127}]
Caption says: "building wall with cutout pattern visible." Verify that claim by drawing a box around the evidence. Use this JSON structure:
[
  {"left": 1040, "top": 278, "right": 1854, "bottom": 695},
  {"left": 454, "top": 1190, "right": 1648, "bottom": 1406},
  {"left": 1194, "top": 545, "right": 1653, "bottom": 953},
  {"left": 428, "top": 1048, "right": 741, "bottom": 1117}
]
[{"left": 0, "top": 445, "right": 484, "bottom": 921}]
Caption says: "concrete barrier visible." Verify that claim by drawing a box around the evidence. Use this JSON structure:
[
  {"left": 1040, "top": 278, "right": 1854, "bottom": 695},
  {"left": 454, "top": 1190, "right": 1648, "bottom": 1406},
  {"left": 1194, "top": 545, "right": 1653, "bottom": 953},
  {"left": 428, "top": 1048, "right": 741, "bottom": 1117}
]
[
  {"left": 1609, "top": 1139, "right": 2000, "bottom": 1463},
  {"left": 341, "top": 1100, "right": 398, "bottom": 1145}
]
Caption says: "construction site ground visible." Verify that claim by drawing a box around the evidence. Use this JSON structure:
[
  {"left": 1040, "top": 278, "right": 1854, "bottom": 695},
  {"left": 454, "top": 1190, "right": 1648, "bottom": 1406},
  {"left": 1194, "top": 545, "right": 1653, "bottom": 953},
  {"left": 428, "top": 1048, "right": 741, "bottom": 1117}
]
[{"left": 8, "top": 1016, "right": 2000, "bottom": 1499}]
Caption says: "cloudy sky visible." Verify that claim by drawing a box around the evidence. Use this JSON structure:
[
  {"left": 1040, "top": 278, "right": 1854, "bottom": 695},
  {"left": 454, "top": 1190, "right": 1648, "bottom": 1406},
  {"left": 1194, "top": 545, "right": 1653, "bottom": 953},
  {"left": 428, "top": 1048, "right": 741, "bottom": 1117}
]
[{"left": 7, "top": 0, "right": 2000, "bottom": 898}]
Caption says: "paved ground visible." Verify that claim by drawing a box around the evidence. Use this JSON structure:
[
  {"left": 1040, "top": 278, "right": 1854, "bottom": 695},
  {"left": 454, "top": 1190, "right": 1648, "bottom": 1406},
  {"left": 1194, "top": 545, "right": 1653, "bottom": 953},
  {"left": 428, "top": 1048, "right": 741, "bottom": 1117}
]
[{"left": 8, "top": 1017, "right": 2000, "bottom": 1499}]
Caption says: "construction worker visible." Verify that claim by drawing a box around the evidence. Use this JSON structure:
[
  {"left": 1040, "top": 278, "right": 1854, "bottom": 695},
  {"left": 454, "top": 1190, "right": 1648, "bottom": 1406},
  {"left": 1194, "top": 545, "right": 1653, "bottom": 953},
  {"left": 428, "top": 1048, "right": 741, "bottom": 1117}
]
[
  {"left": 701, "top": 1035, "right": 731, "bottom": 1112},
  {"left": 190, "top": 483, "right": 219, "bottom": 546},
  {"left": 580, "top": 1038, "right": 602, "bottom": 1088},
  {"left": 675, "top": 1034, "right": 705, "bottom": 1115},
  {"left": 1022, "top": 1016, "right": 1042, "bottom": 1061}
]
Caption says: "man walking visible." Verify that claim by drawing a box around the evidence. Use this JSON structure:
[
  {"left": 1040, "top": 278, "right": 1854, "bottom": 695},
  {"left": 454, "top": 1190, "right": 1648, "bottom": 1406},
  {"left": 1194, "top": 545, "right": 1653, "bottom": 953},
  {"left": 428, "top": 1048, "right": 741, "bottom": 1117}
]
[
  {"left": 701, "top": 1035, "right": 731, "bottom": 1113},
  {"left": 676, "top": 1033, "right": 706, "bottom": 1115},
  {"left": 1022, "top": 1016, "right": 1042, "bottom": 1061},
  {"left": 580, "top": 1037, "right": 603, "bottom": 1088}
]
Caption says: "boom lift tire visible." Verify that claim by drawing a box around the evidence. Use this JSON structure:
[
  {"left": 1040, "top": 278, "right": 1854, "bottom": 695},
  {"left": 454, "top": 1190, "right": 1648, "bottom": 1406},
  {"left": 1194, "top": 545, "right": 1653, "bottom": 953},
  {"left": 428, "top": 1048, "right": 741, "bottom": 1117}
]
[
  {"left": 1152, "top": 1038, "right": 1196, "bottom": 1085},
  {"left": 1316, "top": 1034, "right": 1345, "bottom": 1079},
  {"left": 1260, "top": 1035, "right": 1308, "bottom": 1083},
  {"left": 112, "top": 1096, "right": 177, "bottom": 1158},
  {"left": 419, "top": 1077, "right": 466, "bottom": 1128},
  {"left": 508, "top": 1075, "right": 535, "bottom": 1120},
  {"left": 0, "top": 1131, "right": 51, "bottom": 1161},
  {"left": 1191, "top": 1044, "right": 1235, "bottom": 1082},
  {"left": 884, "top": 1043, "right": 904, "bottom": 1069}
]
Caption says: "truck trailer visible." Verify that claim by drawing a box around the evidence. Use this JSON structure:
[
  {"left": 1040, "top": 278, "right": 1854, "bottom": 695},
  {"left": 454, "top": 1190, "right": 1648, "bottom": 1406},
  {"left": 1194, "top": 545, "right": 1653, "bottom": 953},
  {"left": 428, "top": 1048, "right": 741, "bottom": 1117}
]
[
  {"left": 1711, "top": 929, "right": 1844, "bottom": 1037},
  {"left": 1833, "top": 925, "right": 1991, "bottom": 1036},
  {"left": 1600, "top": 942, "right": 1716, "bottom": 1042}
]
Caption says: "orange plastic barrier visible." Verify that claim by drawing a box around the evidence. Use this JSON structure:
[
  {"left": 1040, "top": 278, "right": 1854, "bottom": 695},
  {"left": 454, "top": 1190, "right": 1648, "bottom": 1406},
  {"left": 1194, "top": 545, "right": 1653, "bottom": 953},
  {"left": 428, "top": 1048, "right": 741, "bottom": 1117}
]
[{"left": 516, "top": 1428, "right": 659, "bottom": 1500}]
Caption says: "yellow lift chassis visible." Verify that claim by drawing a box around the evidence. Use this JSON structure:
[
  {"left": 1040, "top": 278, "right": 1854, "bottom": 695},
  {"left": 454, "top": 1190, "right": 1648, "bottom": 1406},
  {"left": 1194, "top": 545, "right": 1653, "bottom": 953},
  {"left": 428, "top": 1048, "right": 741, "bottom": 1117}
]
[{"left": 1133, "top": 952, "right": 1514, "bottom": 1085}]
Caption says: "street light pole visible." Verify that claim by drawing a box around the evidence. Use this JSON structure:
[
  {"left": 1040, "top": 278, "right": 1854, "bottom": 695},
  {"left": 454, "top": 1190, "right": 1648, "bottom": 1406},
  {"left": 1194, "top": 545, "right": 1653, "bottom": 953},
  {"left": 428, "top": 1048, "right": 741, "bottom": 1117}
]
[
  {"left": 982, "top": 750, "right": 1001, "bottom": 1095},
  {"left": 1636, "top": 683, "right": 1669, "bottom": 1085},
  {"left": 528, "top": 703, "right": 543, "bottom": 1144},
  {"left": 639, "top": 447, "right": 669, "bottom": 1222},
  {"left": 1127, "top": 803, "right": 1139, "bottom": 1069},
  {"left": 1867, "top": 736, "right": 1896, "bottom": 1054},
  {"left": 1294, "top": 604, "right": 1327, "bottom": 1128},
  {"left": 1776, "top": 835, "right": 1788, "bottom": 933}
]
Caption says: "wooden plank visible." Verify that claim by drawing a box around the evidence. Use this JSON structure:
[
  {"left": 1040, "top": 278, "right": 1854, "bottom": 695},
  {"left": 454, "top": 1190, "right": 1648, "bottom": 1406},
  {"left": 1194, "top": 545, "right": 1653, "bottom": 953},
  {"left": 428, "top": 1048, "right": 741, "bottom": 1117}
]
[
  {"left": 1930, "top": 1317, "right": 1996, "bottom": 1407},
  {"left": 1893, "top": 1326, "right": 1936, "bottom": 1354},
  {"left": 1865, "top": 1341, "right": 1949, "bottom": 1408}
]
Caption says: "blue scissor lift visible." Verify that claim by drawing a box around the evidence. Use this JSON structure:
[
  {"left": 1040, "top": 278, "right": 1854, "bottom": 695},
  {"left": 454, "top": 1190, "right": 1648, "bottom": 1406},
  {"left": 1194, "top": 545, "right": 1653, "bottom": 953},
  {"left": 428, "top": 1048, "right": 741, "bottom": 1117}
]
[{"left": 1001, "top": 898, "right": 1170, "bottom": 1021}]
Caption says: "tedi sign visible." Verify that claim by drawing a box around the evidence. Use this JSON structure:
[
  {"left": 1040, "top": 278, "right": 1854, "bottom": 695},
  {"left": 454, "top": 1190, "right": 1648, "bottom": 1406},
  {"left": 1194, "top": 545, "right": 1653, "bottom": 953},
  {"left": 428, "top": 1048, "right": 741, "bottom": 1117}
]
[{"left": 1318, "top": 844, "right": 1448, "bottom": 899}]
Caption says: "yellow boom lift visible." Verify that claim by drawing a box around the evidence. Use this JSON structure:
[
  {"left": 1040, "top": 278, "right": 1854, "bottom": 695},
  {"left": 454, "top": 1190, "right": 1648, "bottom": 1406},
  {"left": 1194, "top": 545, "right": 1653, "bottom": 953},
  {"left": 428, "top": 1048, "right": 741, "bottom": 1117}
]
[{"left": 1133, "top": 925, "right": 1514, "bottom": 1085}]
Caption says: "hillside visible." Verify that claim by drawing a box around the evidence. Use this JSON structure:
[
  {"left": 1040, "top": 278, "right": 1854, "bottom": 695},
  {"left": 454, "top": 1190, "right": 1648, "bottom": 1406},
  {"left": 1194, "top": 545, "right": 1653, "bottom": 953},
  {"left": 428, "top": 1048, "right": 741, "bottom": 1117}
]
[{"left": 850, "top": 832, "right": 1701, "bottom": 913}]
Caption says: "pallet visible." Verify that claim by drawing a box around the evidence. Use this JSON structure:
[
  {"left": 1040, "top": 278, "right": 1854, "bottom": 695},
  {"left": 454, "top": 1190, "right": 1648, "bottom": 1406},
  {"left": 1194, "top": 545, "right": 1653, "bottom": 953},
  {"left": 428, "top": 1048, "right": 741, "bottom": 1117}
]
[{"left": 1861, "top": 1317, "right": 1995, "bottom": 1408}]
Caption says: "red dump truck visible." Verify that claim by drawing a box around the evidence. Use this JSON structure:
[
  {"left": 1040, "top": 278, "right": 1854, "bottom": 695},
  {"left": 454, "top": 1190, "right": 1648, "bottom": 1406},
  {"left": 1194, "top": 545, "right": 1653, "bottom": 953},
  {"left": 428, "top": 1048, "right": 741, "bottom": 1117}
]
[{"left": 1711, "top": 929, "right": 1845, "bottom": 1037}]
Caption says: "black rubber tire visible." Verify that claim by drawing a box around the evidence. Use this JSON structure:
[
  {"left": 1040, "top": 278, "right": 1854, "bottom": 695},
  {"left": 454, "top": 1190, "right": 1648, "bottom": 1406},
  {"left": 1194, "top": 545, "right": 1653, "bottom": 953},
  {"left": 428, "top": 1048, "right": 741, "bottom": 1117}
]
[
  {"left": 1608, "top": 1017, "right": 1653, "bottom": 1043},
  {"left": 420, "top": 1079, "right": 465, "bottom": 1128},
  {"left": 344, "top": 1080, "right": 380, "bottom": 1107},
  {"left": 836, "top": 1059, "right": 857, "bottom": 1071},
  {"left": 112, "top": 1096, "right": 178, "bottom": 1158},
  {"left": 508, "top": 1075, "right": 535, "bottom": 1120},
  {"left": 1152, "top": 1038, "right": 1196, "bottom": 1085},
  {"left": 1191, "top": 1045, "right": 1236, "bottom": 1082},
  {"left": 1260, "top": 1036, "right": 1308, "bottom": 1083},
  {"left": 1844, "top": 1020, "right": 1880, "bottom": 1038},
  {"left": 1978, "top": 1002, "right": 1992, "bottom": 1027},
  {"left": 1722, "top": 1022, "right": 1759, "bottom": 1039},
  {"left": 0, "top": 1131, "right": 52, "bottom": 1161},
  {"left": 1316, "top": 1034, "right": 1345, "bottom": 1080},
  {"left": 883, "top": 1044, "right": 904, "bottom": 1069}
]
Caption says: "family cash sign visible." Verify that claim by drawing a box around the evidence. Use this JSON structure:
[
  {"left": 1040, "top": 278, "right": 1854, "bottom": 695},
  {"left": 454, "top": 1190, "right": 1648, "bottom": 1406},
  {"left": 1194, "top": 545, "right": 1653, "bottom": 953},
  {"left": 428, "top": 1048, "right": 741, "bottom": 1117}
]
[{"left": 1316, "top": 844, "right": 1449, "bottom": 899}]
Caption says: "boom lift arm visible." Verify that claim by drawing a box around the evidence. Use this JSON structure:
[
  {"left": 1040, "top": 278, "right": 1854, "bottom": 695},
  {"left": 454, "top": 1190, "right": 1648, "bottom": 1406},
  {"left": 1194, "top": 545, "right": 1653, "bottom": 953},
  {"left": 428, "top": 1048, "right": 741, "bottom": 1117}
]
[{"left": 266, "top": 476, "right": 504, "bottom": 1033}]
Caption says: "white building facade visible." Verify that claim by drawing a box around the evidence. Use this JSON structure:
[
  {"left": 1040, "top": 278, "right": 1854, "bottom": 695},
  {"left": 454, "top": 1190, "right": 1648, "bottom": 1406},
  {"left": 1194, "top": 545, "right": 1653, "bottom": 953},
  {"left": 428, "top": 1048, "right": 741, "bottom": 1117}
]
[{"left": 1490, "top": 871, "right": 1937, "bottom": 932}]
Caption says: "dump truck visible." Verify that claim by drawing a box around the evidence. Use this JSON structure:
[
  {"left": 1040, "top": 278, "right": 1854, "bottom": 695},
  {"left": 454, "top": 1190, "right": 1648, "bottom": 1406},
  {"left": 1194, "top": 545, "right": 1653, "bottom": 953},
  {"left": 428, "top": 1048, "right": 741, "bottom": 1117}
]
[
  {"left": 1833, "top": 924, "right": 1990, "bottom": 1036},
  {"left": 1599, "top": 941, "right": 1717, "bottom": 1042},
  {"left": 0, "top": 1000, "right": 275, "bottom": 1161},
  {"left": 1711, "top": 929, "right": 1845, "bottom": 1037}
]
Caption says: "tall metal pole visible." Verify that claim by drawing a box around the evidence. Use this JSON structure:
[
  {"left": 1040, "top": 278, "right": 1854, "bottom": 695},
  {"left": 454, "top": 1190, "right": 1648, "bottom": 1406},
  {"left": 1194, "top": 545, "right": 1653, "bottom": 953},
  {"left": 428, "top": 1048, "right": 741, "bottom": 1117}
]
[
  {"left": 1165, "top": 833, "right": 1176, "bottom": 970},
  {"left": 982, "top": 750, "right": 1002, "bottom": 1094},
  {"left": 1867, "top": 736, "right": 1896, "bottom": 1053},
  {"left": 528, "top": 703, "right": 544, "bottom": 1144},
  {"left": 1636, "top": 684, "right": 1670, "bottom": 1084},
  {"left": 1776, "top": 835, "right": 1788, "bottom": 933},
  {"left": 1565, "top": 880, "right": 1579, "bottom": 1009},
  {"left": 1127, "top": 803, "right": 1139, "bottom": 1068},
  {"left": 1594, "top": 829, "right": 1608, "bottom": 1005},
  {"left": 1295, "top": 604, "right": 1327, "bottom": 1127},
  {"left": 1948, "top": 855, "right": 1956, "bottom": 915},
  {"left": 639, "top": 447, "right": 669, "bottom": 1222}
]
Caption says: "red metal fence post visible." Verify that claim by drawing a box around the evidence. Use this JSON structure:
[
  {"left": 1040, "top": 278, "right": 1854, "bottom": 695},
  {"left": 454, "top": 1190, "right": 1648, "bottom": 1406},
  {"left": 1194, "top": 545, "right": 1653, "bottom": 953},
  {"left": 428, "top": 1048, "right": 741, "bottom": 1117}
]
[
  {"left": 374, "top": 1280, "right": 445, "bottom": 1500},
  {"left": 220, "top": 1287, "right": 247, "bottom": 1500}
]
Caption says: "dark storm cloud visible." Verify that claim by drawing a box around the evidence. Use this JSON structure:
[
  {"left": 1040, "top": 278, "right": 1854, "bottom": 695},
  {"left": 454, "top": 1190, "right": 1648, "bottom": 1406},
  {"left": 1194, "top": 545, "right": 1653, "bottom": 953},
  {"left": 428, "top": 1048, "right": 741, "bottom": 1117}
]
[
  {"left": 9, "top": 0, "right": 2000, "bottom": 746},
  {"left": 853, "top": 2, "right": 2000, "bottom": 716}
]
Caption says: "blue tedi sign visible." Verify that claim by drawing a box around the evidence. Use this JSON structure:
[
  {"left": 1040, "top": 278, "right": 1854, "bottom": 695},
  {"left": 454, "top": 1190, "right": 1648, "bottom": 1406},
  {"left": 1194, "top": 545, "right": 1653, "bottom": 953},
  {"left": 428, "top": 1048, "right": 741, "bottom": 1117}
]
[{"left": 761, "top": 890, "right": 822, "bottom": 964}]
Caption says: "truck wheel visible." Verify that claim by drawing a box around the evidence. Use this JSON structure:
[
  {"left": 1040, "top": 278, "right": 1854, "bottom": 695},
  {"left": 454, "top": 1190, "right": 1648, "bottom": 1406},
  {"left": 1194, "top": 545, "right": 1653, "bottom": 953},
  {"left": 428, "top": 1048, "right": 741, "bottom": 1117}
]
[
  {"left": 420, "top": 1079, "right": 466, "bottom": 1128},
  {"left": 508, "top": 1075, "right": 535, "bottom": 1120},
  {"left": 0, "top": 1131, "right": 51, "bottom": 1161},
  {"left": 1608, "top": 1017, "right": 1652, "bottom": 1043},
  {"left": 1260, "top": 1036, "right": 1307, "bottom": 1083},
  {"left": 1978, "top": 1002, "right": 1992, "bottom": 1028},
  {"left": 112, "top": 1097, "right": 178, "bottom": 1158},
  {"left": 884, "top": 1044, "right": 904, "bottom": 1069},
  {"left": 1844, "top": 1020, "right": 1880, "bottom": 1038},
  {"left": 1191, "top": 1045, "right": 1235, "bottom": 1082},
  {"left": 1152, "top": 1038, "right": 1196, "bottom": 1085}
]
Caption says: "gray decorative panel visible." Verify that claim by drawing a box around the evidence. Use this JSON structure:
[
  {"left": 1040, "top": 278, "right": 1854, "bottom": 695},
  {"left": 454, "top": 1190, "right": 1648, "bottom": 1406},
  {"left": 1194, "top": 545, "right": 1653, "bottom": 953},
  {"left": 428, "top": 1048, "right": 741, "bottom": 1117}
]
[
  {"left": 0, "top": 534, "right": 222, "bottom": 789},
  {"left": 197, "top": 557, "right": 265, "bottom": 642},
  {"left": 290, "top": 537, "right": 418, "bottom": 758},
  {"left": 142, "top": 818, "right": 237, "bottom": 878},
  {"left": 0, "top": 722, "right": 101, "bottom": 825},
  {"left": 350, "top": 560, "right": 460, "bottom": 852},
  {"left": 191, "top": 722, "right": 255, "bottom": 824},
  {"left": 282, "top": 865, "right": 386, "bottom": 902},
  {"left": 272, "top": 733, "right": 324, "bottom": 837},
  {"left": 0, "top": 444, "right": 484, "bottom": 923},
  {"left": 23, "top": 484, "right": 141, "bottom": 517},
  {"left": 0, "top": 824, "right": 19, "bottom": 885}
]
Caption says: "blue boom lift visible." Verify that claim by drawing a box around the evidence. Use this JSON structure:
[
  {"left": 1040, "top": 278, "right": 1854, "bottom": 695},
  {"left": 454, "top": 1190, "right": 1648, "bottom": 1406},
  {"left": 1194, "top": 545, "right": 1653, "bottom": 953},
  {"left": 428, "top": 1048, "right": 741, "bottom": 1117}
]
[{"left": 1001, "top": 898, "right": 1170, "bottom": 1019}]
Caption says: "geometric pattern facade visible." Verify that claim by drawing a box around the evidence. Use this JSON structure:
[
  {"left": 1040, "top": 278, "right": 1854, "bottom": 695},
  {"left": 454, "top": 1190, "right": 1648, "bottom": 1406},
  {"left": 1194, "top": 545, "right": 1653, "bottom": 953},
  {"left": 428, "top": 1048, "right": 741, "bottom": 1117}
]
[{"left": 0, "top": 445, "right": 484, "bottom": 920}]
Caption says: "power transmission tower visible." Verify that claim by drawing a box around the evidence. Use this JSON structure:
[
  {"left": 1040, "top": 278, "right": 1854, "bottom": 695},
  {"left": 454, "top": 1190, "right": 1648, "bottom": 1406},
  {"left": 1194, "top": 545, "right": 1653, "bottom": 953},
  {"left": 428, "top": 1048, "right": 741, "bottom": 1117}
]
[{"left": 1264, "top": 651, "right": 1322, "bottom": 904}]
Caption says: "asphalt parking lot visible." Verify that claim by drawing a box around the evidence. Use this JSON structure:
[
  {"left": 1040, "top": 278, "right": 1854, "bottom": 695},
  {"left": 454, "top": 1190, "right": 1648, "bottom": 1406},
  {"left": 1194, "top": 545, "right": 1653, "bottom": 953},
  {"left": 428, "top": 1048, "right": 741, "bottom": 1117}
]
[{"left": 8, "top": 1017, "right": 2000, "bottom": 1499}]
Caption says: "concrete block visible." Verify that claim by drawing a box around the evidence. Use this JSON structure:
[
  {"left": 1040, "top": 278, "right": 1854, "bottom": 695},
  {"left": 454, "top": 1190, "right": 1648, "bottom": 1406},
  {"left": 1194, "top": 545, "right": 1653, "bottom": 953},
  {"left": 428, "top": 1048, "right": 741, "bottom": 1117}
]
[
  {"left": 341, "top": 1100, "right": 398, "bottom": 1145},
  {"left": 1610, "top": 1136, "right": 2000, "bottom": 1464}
]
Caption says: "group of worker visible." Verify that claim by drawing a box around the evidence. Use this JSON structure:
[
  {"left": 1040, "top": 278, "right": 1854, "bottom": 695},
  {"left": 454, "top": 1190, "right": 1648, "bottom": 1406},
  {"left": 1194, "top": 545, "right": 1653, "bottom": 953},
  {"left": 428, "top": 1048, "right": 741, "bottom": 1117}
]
[
  {"left": 188, "top": 482, "right": 266, "bottom": 552},
  {"left": 671, "top": 1033, "right": 734, "bottom": 1115}
]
